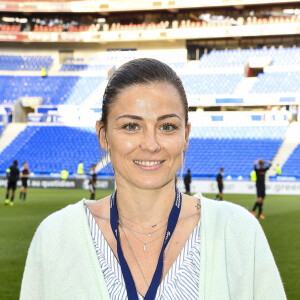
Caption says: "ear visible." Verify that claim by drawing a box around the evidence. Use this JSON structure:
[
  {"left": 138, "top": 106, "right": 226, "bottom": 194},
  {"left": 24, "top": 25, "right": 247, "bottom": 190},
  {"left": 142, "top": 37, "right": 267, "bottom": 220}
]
[
  {"left": 184, "top": 122, "right": 191, "bottom": 152},
  {"left": 96, "top": 121, "right": 109, "bottom": 151}
]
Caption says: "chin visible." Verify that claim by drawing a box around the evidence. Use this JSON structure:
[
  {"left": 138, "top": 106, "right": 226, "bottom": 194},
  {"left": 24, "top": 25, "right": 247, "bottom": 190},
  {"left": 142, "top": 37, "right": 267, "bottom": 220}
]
[{"left": 133, "top": 177, "right": 174, "bottom": 190}]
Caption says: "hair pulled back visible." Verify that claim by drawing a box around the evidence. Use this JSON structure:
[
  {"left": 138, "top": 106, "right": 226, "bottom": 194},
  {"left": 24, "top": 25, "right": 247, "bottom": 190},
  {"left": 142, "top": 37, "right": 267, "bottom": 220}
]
[{"left": 101, "top": 58, "right": 188, "bottom": 128}]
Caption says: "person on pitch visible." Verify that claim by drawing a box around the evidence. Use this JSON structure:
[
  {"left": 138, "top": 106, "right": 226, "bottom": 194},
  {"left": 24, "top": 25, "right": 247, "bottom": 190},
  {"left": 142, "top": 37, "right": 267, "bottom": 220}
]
[
  {"left": 19, "top": 162, "right": 30, "bottom": 202},
  {"left": 251, "top": 158, "right": 272, "bottom": 219},
  {"left": 21, "top": 58, "right": 286, "bottom": 300},
  {"left": 5, "top": 160, "right": 20, "bottom": 206},
  {"left": 89, "top": 164, "right": 97, "bottom": 200},
  {"left": 213, "top": 167, "right": 224, "bottom": 201},
  {"left": 183, "top": 169, "right": 192, "bottom": 194}
]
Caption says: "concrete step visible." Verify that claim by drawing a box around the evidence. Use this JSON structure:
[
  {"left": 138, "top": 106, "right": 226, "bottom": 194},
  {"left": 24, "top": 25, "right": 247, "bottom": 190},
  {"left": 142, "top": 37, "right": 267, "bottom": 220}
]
[
  {"left": 0, "top": 123, "right": 27, "bottom": 154},
  {"left": 268, "top": 122, "right": 300, "bottom": 176},
  {"left": 82, "top": 79, "right": 108, "bottom": 107},
  {"left": 234, "top": 77, "right": 258, "bottom": 95}
]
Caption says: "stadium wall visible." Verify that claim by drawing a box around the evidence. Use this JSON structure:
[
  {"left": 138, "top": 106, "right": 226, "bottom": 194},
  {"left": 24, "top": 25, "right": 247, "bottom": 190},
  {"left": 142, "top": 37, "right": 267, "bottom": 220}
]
[
  {"left": 0, "top": 40, "right": 186, "bottom": 54},
  {"left": 0, "top": 177, "right": 114, "bottom": 190},
  {"left": 1, "top": 177, "right": 300, "bottom": 195},
  {"left": 178, "top": 179, "right": 300, "bottom": 195}
]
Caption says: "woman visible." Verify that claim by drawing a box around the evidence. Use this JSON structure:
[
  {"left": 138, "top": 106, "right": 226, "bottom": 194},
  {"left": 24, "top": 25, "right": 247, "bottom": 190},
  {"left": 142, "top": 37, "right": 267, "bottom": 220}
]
[{"left": 21, "top": 58, "right": 286, "bottom": 300}]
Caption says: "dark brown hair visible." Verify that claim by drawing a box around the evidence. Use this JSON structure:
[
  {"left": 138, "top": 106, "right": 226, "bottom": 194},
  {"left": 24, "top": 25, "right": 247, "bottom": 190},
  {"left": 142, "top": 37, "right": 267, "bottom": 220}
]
[{"left": 100, "top": 58, "right": 188, "bottom": 128}]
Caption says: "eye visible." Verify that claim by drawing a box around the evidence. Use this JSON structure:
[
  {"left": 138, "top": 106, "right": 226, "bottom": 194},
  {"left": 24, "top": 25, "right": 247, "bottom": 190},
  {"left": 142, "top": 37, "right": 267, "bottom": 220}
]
[
  {"left": 160, "top": 123, "right": 178, "bottom": 132},
  {"left": 123, "top": 123, "right": 139, "bottom": 131}
]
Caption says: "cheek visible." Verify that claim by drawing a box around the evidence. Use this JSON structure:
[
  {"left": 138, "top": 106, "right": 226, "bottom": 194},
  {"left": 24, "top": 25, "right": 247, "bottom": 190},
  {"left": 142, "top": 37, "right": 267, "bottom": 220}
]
[
  {"left": 110, "top": 135, "right": 137, "bottom": 156},
  {"left": 160, "top": 135, "right": 186, "bottom": 155}
]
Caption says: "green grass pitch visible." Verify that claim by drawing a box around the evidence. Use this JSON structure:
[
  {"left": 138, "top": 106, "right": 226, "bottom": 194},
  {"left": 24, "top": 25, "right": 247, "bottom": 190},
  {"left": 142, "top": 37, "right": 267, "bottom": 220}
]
[{"left": 0, "top": 188, "right": 299, "bottom": 299}]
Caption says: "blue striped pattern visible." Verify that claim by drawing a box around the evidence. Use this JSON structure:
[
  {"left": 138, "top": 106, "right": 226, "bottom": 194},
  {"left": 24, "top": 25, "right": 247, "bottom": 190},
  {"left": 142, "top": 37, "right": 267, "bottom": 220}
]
[{"left": 85, "top": 205, "right": 200, "bottom": 299}]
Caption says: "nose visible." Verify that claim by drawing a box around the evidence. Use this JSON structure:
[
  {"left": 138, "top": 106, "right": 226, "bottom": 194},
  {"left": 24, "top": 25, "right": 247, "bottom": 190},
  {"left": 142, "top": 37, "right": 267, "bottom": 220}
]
[{"left": 139, "top": 129, "right": 161, "bottom": 152}]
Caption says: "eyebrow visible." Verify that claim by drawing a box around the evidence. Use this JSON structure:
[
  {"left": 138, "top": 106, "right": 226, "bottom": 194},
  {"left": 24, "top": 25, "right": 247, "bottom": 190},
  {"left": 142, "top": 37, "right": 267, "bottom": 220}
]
[
  {"left": 158, "top": 114, "right": 181, "bottom": 121},
  {"left": 116, "top": 113, "right": 181, "bottom": 121}
]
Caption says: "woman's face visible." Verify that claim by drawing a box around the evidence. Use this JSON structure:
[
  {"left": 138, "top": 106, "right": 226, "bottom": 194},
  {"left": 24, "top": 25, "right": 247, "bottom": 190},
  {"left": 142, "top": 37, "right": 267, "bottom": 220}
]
[{"left": 98, "top": 82, "right": 190, "bottom": 190}]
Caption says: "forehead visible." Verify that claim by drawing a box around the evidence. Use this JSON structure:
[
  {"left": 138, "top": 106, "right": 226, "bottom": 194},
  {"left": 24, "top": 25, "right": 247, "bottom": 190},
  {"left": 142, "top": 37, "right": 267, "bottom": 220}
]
[{"left": 109, "top": 82, "right": 184, "bottom": 118}]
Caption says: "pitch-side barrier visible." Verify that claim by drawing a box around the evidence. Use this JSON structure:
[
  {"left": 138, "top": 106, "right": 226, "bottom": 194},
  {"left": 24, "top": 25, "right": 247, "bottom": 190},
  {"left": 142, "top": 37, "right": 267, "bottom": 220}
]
[{"left": 1, "top": 177, "right": 300, "bottom": 195}]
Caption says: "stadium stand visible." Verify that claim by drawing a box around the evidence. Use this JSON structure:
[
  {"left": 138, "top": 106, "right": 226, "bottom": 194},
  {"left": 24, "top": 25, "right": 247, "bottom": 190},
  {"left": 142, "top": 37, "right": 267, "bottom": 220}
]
[
  {"left": 1, "top": 11, "right": 299, "bottom": 34},
  {"left": 185, "top": 138, "right": 282, "bottom": 178},
  {"left": 0, "top": 125, "right": 98, "bottom": 175},
  {"left": 183, "top": 125, "right": 288, "bottom": 178},
  {"left": 0, "top": 75, "right": 105, "bottom": 105},
  {"left": 250, "top": 72, "right": 300, "bottom": 94},
  {"left": 0, "top": 55, "right": 53, "bottom": 71},
  {"left": 282, "top": 144, "right": 300, "bottom": 177},
  {"left": 180, "top": 73, "right": 243, "bottom": 95},
  {"left": 59, "top": 64, "right": 110, "bottom": 71},
  {"left": 198, "top": 47, "right": 300, "bottom": 68},
  {"left": 0, "top": 24, "right": 21, "bottom": 32},
  {"left": 33, "top": 24, "right": 64, "bottom": 32},
  {"left": 109, "top": 21, "right": 170, "bottom": 31}
]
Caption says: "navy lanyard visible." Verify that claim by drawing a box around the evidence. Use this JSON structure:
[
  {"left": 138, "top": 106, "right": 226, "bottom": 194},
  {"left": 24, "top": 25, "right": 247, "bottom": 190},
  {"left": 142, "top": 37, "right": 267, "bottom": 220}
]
[{"left": 110, "top": 187, "right": 182, "bottom": 300}]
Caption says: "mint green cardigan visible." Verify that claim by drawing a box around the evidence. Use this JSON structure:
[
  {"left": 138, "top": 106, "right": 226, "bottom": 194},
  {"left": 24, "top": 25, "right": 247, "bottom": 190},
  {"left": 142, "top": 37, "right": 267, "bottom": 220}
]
[{"left": 20, "top": 196, "right": 286, "bottom": 300}]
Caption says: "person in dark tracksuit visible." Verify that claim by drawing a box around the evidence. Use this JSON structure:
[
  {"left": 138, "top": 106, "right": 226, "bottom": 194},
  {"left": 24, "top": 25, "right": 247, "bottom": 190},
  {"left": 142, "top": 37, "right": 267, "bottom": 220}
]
[
  {"left": 214, "top": 168, "right": 224, "bottom": 200},
  {"left": 251, "top": 159, "right": 272, "bottom": 219},
  {"left": 183, "top": 169, "right": 192, "bottom": 194},
  {"left": 5, "top": 160, "right": 20, "bottom": 206}
]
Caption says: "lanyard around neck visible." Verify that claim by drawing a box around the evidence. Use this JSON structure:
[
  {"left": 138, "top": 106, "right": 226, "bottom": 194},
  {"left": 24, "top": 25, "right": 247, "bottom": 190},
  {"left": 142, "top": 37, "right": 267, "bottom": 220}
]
[{"left": 110, "top": 187, "right": 182, "bottom": 300}]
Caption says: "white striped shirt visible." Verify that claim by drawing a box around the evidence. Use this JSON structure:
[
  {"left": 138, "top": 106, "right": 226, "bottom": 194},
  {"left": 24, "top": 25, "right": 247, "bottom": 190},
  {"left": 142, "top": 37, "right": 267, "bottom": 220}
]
[{"left": 85, "top": 205, "right": 200, "bottom": 299}]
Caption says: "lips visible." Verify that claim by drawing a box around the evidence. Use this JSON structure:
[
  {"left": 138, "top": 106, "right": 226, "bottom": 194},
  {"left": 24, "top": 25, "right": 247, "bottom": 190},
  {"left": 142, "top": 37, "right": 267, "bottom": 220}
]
[{"left": 133, "top": 160, "right": 164, "bottom": 167}]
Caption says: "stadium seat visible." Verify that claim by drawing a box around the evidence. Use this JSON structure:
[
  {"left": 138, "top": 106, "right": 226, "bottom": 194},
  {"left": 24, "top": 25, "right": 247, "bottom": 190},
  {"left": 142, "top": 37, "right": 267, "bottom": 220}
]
[
  {"left": 282, "top": 144, "right": 300, "bottom": 177},
  {"left": 59, "top": 64, "right": 110, "bottom": 72},
  {"left": 0, "top": 126, "right": 99, "bottom": 174},
  {"left": 0, "top": 55, "right": 53, "bottom": 71},
  {"left": 179, "top": 73, "right": 243, "bottom": 95},
  {"left": 250, "top": 72, "right": 300, "bottom": 94},
  {"left": 0, "top": 75, "right": 105, "bottom": 105},
  {"left": 199, "top": 47, "right": 300, "bottom": 68}
]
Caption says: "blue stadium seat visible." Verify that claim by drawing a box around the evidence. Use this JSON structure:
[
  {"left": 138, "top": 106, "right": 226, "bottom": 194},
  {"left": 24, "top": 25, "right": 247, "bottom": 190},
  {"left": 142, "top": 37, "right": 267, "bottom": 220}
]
[
  {"left": 0, "top": 126, "right": 100, "bottom": 174},
  {"left": 250, "top": 72, "right": 300, "bottom": 93},
  {"left": 60, "top": 64, "right": 110, "bottom": 72},
  {"left": 199, "top": 47, "right": 300, "bottom": 68},
  {"left": 179, "top": 73, "right": 243, "bottom": 95},
  {"left": 282, "top": 144, "right": 300, "bottom": 177},
  {"left": 0, "top": 75, "right": 105, "bottom": 105},
  {"left": 0, "top": 55, "right": 53, "bottom": 71}
]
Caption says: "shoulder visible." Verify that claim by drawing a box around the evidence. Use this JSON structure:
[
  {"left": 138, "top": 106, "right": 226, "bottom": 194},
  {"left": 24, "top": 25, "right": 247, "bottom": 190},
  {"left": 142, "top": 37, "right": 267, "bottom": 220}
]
[
  {"left": 86, "top": 196, "right": 110, "bottom": 221},
  {"left": 195, "top": 193, "right": 260, "bottom": 234},
  {"left": 195, "top": 194, "right": 265, "bottom": 261},
  {"left": 36, "top": 200, "right": 86, "bottom": 237},
  {"left": 181, "top": 193, "right": 201, "bottom": 219}
]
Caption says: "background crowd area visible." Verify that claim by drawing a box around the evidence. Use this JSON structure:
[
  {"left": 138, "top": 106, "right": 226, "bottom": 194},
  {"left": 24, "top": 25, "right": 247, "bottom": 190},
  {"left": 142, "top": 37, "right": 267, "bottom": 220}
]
[{"left": 0, "top": 6, "right": 299, "bottom": 33}]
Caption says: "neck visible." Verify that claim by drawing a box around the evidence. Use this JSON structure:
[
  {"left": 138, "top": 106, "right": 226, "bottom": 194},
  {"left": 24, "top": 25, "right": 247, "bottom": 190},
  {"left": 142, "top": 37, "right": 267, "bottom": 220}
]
[{"left": 115, "top": 181, "right": 176, "bottom": 226}]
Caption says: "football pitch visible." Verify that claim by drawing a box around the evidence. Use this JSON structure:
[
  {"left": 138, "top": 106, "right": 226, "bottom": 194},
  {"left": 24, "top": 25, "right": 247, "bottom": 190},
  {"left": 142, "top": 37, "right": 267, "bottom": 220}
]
[{"left": 0, "top": 188, "right": 299, "bottom": 300}]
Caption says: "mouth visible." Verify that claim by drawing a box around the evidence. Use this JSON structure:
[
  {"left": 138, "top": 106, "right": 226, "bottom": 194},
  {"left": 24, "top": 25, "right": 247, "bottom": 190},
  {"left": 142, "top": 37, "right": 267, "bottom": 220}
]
[{"left": 133, "top": 160, "right": 164, "bottom": 168}]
